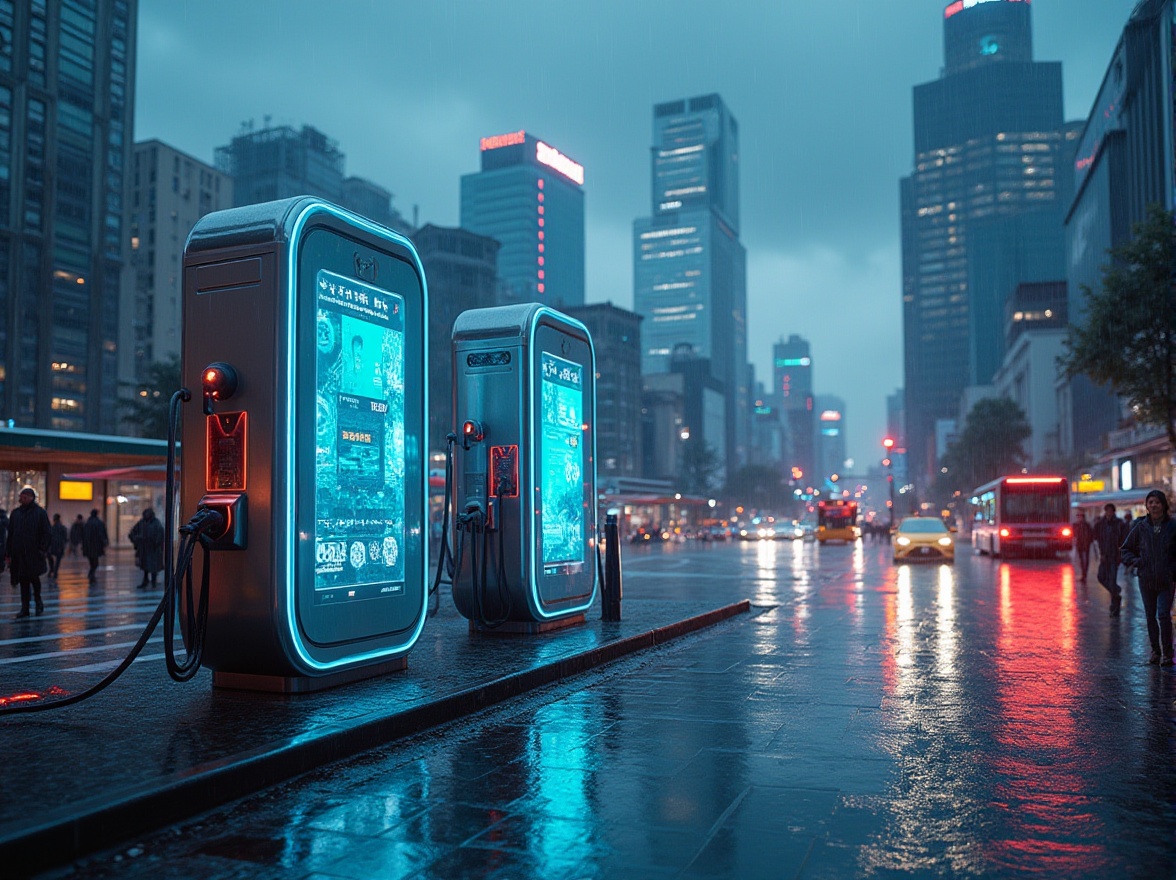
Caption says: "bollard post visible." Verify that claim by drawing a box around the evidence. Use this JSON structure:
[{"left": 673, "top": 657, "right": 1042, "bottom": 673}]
[{"left": 603, "top": 513, "right": 622, "bottom": 621}]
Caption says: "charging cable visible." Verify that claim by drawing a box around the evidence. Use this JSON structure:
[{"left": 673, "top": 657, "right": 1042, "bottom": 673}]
[{"left": 0, "top": 389, "right": 221, "bottom": 714}]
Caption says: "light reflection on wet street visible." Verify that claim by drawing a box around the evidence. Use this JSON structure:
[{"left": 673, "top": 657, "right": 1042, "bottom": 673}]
[{"left": 50, "top": 539, "right": 1176, "bottom": 879}]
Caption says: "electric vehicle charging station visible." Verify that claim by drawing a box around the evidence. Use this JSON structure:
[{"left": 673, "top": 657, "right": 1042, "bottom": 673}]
[
  {"left": 450, "top": 304, "right": 597, "bottom": 631},
  {"left": 181, "top": 197, "right": 429, "bottom": 692}
]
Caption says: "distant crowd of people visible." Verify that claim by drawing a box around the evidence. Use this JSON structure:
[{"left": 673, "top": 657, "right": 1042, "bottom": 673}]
[
  {"left": 1073, "top": 493, "right": 1176, "bottom": 666},
  {"left": 3, "top": 487, "right": 164, "bottom": 619}
]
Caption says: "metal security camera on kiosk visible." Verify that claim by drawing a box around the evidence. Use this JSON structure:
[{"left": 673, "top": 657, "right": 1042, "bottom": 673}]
[
  {"left": 450, "top": 304, "right": 597, "bottom": 632},
  {"left": 181, "top": 197, "right": 429, "bottom": 692}
]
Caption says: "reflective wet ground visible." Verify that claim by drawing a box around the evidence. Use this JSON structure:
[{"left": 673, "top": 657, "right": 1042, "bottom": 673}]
[{"left": 31, "top": 538, "right": 1176, "bottom": 878}]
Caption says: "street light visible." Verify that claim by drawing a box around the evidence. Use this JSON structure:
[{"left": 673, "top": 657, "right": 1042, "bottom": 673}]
[{"left": 883, "top": 437, "right": 896, "bottom": 530}]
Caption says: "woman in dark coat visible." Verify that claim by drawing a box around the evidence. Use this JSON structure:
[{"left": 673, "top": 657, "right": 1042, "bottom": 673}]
[
  {"left": 81, "top": 509, "right": 108, "bottom": 583},
  {"left": 128, "top": 508, "right": 165, "bottom": 588},
  {"left": 1121, "top": 489, "right": 1176, "bottom": 665}
]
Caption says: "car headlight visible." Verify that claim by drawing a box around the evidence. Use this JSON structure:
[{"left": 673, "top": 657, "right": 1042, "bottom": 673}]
[
  {"left": 938, "top": 537, "right": 952, "bottom": 547},
  {"left": 739, "top": 529, "right": 748, "bottom": 537},
  {"left": 896, "top": 536, "right": 911, "bottom": 546}
]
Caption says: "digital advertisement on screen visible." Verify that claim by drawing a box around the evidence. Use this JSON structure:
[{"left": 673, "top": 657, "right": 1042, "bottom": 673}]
[
  {"left": 539, "top": 351, "right": 585, "bottom": 575},
  {"left": 313, "top": 268, "right": 406, "bottom": 604}
]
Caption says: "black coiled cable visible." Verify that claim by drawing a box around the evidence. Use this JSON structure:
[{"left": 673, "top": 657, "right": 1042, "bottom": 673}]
[{"left": 0, "top": 388, "right": 220, "bottom": 714}]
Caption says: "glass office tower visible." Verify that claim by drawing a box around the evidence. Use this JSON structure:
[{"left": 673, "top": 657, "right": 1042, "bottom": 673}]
[
  {"left": 460, "top": 131, "right": 585, "bottom": 309},
  {"left": 1063, "top": 0, "right": 1174, "bottom": 457},
  {"left": 0, "top": 0, "right": 136, "bottom": 431},
  {"left": 634, "top": 94, "right": 748, "bottom": 475},
  {"left": 901, "top": 0, "right": 1065, "bottom": 487}
]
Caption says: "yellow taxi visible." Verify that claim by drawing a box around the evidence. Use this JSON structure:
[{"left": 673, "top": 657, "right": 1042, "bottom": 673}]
[{"left": 892, "top": 516, "right": 954, "bottom": 563}]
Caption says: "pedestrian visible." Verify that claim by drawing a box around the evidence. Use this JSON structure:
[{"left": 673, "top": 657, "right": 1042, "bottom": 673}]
[
  {"left": 128, "top": 508, "right": 165, "bottom": 589},
  {"left": 8, "top": 487, "right": 50, "bottom": 618},
  {"left": 47, "top": 513, "right": 67, "bottom": 580},
  {"left": 1120, "top": 490, "right": 1176, "bottom": 665},
  {"left": 1073, "top": 511, "right": 1093, "bottom": 581},
  {"left": 0, "top": 507, "right": 9, "bottom": 577},
  {"left": 1092, "top": 502, "right": 1130, "bottom": 617},
  {"left": 68, "top": 513, "right": 83, "bottom": 557},
  {"left": 81, "top": 508, "right": 108, "bottom": 582}
]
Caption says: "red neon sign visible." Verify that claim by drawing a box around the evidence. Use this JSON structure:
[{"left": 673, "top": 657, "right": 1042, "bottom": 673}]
[
  {"left": 1006, "top": 477, "right": 1065, "bottom": 484},
  {"left": 945, "top": 0, "right": 1029, "bottom": 19},
  {"left": 480, "top": 130, "right": 526, "bottom": 151},
  {"left": 536, "top": 140, "right": 585, "bottom": 185}
]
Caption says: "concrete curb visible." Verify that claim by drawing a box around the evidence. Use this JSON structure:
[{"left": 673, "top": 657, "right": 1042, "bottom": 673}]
[{"left": 4, "top": 599, "right": 751, "bottom": 876}]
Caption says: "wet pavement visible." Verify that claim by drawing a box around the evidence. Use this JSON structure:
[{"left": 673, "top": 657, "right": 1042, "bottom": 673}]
[{"left": 10, "top": 538, "right": 1176, "bottom": 878}]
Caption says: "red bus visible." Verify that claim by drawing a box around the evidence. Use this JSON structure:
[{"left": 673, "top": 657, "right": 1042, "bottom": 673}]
[{"left": 970, "top": 476, "right": 1072, "bottom": 557}]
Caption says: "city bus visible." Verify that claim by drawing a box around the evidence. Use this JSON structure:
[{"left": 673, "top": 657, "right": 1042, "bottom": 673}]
[
  {"left": 817, "top": 499, "right": 859, "bottom": 543},
  {"left": 970, "top": 476, "right": 1072, "bottom": 557}
]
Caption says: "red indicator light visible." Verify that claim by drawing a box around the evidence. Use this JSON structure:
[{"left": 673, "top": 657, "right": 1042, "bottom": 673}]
[
  {"left": 537, "top": 178, "right": 544, "bottom": 189},
  {"left": 538, "top": 270, "right": 544, "bottom": 280},
  {"left": 537, "top": 257, "right": 544, "bottom": 266},
  {"left": 538, "top": 231, "right": 544, "bottom": 241},
  {"left": 537, "top": 283, "right": 545, "bottom": 293},
  {"left": 538, "top": 218, "right": 544, "bottom": 227}
]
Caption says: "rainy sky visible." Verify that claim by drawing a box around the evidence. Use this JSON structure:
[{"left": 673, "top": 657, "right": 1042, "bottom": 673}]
[{"left": 136, "top": 0, "right": 1137, "bottom": 465}]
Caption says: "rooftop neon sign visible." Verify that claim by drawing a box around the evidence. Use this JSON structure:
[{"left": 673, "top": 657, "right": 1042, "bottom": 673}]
[
  {"left": 944, "top": 0, "right": 1029, "bottom": 19},
  {"left": 480, "top": 130, "right": 526, "bottom": 151},
  {"left": 536, "top": 140, "right": 584, "bottom": 185}
]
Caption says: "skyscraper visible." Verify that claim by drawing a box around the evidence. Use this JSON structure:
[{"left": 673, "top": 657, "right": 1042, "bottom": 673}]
[
  {"left": 413, "top": 225, "right": 499, "bottom": 449},
  {"left": 634, "top": 94, "right": 748, "bottom": 476},
  {"left": 214, "top": 122, "right": 409, "bottom": 231},
  {"left": 123, "top": 141, "right": 233, "bottom": 407},
  {"left": 773, "top": 336, "right": 814, "bottom": 486},
  {"left": 460, "top": 130, "right": 585, "bottom": 309},
  {"left": 1063, "top": 0, "right": 1173, "bottom": 457},
  {"left": 0, "top": 0, "right": 136, "bottom": 431},
  {"left": 815, "top": 394, "right": 848, "bottom": 487},
  {"left": 901, "top": 0, "right": 1066, "bottom": 490}
]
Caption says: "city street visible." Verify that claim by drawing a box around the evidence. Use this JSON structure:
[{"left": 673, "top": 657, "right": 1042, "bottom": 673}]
[{"left": 13, "top": 536, "right": 1176, "bottom": 879}]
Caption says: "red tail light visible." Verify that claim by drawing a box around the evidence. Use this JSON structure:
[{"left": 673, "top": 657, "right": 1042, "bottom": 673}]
[
  {"left": 999, "top": 528, "right": 1011, "bottom": 537},
  {"left": 1061, "top": 526, "right": 1072, "bottom": 538}
]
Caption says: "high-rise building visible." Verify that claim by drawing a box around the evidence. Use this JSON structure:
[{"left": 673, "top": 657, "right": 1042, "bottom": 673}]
[
  {"left": 901, "top": 0, "right": 1066, "bottom": 489},
  {"left": 122, "top": 141, "right": 233, "bottom": 405},
  {"left": 215, "top": 122, "right": 408, "bottom": 231},
  {"left": 0, "top": 0, "right": 136, "bottom": 431},
  {"left": 564, "top": 303, "right": 643, "bottom": 481},
  {"left": 773, "top": 335, "right": 815, "bottom": 486},
  {"left": 634, "top": 94, "right": 748, "bottom": 476},
  {"left": 460, "top": 130, "right": 585, "bottom": 309},
  {"left": 413, "top": 225, "right": 499, "bottom": 450},
  {"left": 1063, "top": 0, "right": 1173, "bottom": 457},
  {"left": 815, "top": 395, "right": 847, "bottom": 486}
]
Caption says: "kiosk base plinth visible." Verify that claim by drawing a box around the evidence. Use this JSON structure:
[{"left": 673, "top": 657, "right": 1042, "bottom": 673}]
[
  {"left": 469, "top": 613, "right": 585, "bottom": 636},
  {"left": 212, "top": 657, "right": 409, "bottom": 694}
]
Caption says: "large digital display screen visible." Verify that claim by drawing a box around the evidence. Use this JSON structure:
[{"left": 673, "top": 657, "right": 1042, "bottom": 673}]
[
  {"left": 539, "top": 351, "right": 585, "bottom": 575},
  {"left": 313, "top": 269, "right": 405, "bottom": 604}
]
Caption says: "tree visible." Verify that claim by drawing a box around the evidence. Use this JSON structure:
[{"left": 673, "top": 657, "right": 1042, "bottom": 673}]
[
  {"left": 937, "top": 397, "right": 1031, "bottom": 497},
  {"left": 1060, "top": 202, "right": 1176, "bottom": 452},
  {"left": 680, "top": 439, "right": 719, "bottom": 496},
  {"left": 117, "top": 354, "right": 182, "bottom": 439}
]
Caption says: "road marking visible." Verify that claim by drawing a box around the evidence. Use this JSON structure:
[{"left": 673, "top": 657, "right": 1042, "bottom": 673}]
[
  {"left": 64, "top": 652, "right": 168, "bottom": 673},
  {"left": 0, "top": 637, "right": 163, "bottom": 666},
  {"left": 0, "top": 622, "right": 155, "bottom": 647}
]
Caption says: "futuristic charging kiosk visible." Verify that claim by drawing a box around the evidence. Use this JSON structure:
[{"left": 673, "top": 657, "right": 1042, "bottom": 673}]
[
  {"left": 181, "top": 197, "right": 428, "bottom": 691},
  {"left": 451, "top": 304, "right": 597, "bottom": 632}
]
